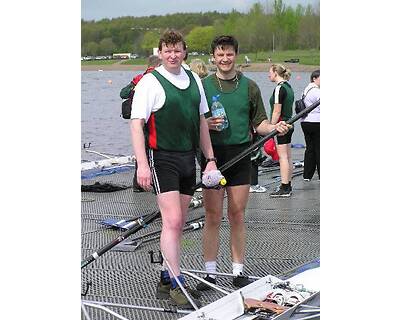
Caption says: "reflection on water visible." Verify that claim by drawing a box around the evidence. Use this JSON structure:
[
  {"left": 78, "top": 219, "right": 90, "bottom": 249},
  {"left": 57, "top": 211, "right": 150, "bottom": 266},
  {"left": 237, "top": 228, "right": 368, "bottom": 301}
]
[{"left": 81, "top": 70, "right": 311, "bottom": 162}]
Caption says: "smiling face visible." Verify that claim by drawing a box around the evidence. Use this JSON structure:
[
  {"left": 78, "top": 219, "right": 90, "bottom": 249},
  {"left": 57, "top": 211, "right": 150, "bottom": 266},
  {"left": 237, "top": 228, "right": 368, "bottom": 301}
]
[
  {"left": 159, "top": 42, "right": 185, "bottom": 74},
  {"left": 213, "top": 45, "right": 237, "bottom": 76}
]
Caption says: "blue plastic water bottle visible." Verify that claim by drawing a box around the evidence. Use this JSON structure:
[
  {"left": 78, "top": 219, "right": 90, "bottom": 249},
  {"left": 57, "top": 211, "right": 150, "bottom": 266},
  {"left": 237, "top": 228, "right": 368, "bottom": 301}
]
[{"left": 210, "top": 95, "right": 229, "bottom": 131}]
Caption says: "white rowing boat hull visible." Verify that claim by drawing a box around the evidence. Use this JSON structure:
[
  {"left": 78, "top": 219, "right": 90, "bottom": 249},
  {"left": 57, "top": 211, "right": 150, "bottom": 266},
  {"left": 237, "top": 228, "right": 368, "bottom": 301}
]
[{"left": 180, "top": 268, "right": 320, "bottom": 320}]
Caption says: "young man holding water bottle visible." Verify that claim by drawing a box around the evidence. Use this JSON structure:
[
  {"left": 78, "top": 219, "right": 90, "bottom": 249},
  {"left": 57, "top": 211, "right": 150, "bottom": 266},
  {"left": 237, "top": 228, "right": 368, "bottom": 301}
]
[
  {"left": 130, "top": 29, "right": 218, "bottom": 309},
  {"left": 197, "top": 35, "right": 291, "bottom": 290}
]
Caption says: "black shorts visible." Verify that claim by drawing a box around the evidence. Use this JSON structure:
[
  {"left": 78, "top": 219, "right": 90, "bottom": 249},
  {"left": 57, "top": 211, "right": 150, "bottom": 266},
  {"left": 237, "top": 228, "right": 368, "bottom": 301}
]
[
  {"left": 201, "top": 142, "right": 251, "bottom": 187},
  {"left": 276, "top": 127, "right": 294, "bottom": 145},
  {"left": 148, "top": 149, "right": 196, "bottom": 196}
]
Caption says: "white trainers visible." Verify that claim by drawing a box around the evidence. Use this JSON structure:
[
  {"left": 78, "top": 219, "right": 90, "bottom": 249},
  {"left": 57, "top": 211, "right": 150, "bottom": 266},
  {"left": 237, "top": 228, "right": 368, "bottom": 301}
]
[{"left": 249, "top": 185, "right": 267, "bottom": 193}]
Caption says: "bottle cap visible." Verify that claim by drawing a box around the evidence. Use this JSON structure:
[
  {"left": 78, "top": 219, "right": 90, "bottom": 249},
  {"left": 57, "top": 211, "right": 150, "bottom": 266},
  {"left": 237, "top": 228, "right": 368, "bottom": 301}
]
[{"left": 212, "top": 94, "right": 220, "bottom": 102}]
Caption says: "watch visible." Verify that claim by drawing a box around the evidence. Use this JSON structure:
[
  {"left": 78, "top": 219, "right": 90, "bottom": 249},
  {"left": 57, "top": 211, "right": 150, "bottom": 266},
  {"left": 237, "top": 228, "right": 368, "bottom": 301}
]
[{"left": 205, "top": 157, "right": 217, "bottom": 164}]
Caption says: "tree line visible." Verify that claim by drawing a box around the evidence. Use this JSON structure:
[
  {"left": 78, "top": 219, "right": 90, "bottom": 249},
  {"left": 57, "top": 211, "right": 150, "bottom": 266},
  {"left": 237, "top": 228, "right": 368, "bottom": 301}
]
[{"left": 81, "top": 0, "right": 320, "bottom": 57}]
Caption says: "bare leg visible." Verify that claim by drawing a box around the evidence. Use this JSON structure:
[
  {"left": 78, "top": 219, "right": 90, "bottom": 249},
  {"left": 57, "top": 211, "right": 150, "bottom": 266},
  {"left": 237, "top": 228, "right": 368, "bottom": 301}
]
[
  {"left": 202, "top": 188, "right": 225, "bottom": 262},
  {"left": 277, "top": 143, "right": 291, "bottom": 184},
  {"left": 286, "top": 143, "right": 293, "bottom": 181},
  {"left": 157, "top": 191, "right": 192, "bottom": 277},
  {"left": 226, "top": 185, "right": 250, "bottom": 263}
]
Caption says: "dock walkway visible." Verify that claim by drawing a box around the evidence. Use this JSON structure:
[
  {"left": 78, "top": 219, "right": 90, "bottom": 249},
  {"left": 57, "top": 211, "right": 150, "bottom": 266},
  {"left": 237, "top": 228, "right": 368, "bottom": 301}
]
[{"left": 81, "top": 148, "right": 320, "bottom": 319}]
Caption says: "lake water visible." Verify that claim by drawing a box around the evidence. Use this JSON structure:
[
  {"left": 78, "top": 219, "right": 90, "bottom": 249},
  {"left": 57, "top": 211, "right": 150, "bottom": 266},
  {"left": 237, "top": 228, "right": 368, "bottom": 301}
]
[{"left": 81, "top": 70, "right": 310, "bottom": 162}]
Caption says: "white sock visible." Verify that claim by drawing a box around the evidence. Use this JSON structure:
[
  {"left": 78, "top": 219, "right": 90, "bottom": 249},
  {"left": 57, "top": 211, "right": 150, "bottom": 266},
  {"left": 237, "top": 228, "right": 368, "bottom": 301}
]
[
  {"left": 232, "top": 262, "right": 244, "bottom": 276},
  {"left": 205, "top": 261, "right": 217, "bottom": 279}
]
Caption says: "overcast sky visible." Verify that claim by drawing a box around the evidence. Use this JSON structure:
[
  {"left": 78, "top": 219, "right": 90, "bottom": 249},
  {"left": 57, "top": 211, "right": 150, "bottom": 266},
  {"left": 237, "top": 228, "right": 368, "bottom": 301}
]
[{"left": 82, "top": 0, "right": 317, "bottom": 21}]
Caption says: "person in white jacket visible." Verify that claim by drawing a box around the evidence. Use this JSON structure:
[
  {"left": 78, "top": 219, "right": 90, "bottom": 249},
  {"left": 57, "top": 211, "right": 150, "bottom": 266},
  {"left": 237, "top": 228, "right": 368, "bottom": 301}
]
[{"left": 300, "top": 70, "right": 320, "bottom": 180}]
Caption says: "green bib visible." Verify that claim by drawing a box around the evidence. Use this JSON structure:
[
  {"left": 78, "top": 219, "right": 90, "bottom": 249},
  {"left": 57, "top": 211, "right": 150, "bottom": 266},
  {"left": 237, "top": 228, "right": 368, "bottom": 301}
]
[
  {"left": 269, "top": 81, "right": 294, "bottom": 121},
  {"left": 202, "top": 74, "right": 252, "bottom": 146},
  {"left": 147, "top": 69, "right": 200, "bottom": 151}
]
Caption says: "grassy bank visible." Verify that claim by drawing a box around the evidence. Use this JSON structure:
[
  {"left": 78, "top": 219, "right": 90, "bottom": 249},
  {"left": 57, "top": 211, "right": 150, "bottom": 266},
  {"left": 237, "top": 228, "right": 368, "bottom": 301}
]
[
  {"left": 81, "top": 59, "right": 117, "bottom": 66},
  {"left": 81, "top": 49, "right": 319, "bottom": 67},
  {"left": 245, "top": 49, "right": 320, "bottom": 66}
]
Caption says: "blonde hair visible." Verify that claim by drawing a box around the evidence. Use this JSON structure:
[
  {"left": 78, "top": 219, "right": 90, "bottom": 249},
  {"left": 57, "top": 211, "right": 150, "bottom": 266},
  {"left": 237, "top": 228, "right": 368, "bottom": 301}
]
[
  {"left": 271, "top": 63, "right": 291, "bottom": 80},
  {"left": 189, "top": 59, "right": 209, "bottom": 79}
]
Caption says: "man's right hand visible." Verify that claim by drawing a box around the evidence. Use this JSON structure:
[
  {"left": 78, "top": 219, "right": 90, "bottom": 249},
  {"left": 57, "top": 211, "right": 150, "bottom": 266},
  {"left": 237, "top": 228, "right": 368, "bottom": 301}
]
[
  {"left": 136, "top": 163, "right": 153, "bottom": 191},
  {"left": 207, "top": 116, "right": 224, "bottom": 131}
]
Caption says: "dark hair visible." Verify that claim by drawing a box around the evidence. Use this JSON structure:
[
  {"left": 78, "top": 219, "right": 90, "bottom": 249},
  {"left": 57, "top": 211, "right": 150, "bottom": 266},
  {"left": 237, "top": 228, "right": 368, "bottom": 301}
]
[
  {"left": 210, "top": 35, "right": 239, "bottom": 54},
  {"left": 310, "top": 69, "right": 320, "bottom": 82},
  {"left": 158, "top": 29, "right": 187, "bottom": 51}
]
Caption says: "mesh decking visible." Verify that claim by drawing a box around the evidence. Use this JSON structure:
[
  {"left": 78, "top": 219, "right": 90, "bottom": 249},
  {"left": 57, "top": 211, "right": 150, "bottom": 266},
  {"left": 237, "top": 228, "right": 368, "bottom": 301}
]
[{"left": 81, "top": 150, "right": 319, "bottom": 319}]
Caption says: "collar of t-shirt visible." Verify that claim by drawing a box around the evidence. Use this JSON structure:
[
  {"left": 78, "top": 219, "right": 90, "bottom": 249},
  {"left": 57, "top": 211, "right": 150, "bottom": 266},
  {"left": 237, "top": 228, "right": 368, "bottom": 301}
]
[
  {"left": 155, "top": 65, "right": 190, "bottom": 89},
  {"left": 304, "top": 83, "right": 319, "bottom": 95}
]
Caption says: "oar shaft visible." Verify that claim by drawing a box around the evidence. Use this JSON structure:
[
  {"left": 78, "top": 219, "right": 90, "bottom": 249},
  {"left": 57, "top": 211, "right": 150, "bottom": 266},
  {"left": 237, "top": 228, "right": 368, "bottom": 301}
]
[
  {"left": 81, "top": 210, "right": 160, "bottom": 268},
  {"left": 82, "top": 203, "right": 205, "bottom": 267},
  {"left": 220, "top": 100, "right": 320, "bottom": 173}
]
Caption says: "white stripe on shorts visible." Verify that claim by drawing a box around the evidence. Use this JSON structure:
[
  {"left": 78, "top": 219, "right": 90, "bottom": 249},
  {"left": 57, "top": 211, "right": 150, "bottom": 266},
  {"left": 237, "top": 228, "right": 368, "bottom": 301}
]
[{"left": 148, "top": 149, "right": 161, "bottom": 194}]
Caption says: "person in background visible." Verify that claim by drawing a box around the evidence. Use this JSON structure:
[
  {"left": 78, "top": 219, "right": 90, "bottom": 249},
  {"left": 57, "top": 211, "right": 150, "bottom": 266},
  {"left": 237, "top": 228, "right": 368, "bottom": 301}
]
[
  {"left": 132, "top": 55, "right": 162, "bottom": 87},
  {"left": 130, "top": 29, "right": 217, "bottom": 309},
  {"left": 196, "top": 35, "right": 291, "bottom": 291},
  {"left": 300, "top": 70, "right": 320, "bottom": 181},
  {"left": 189, "top": 58, "right": 209, "bottom": 79},
  {"left": 268, "top": 64, "right": 295, "bottom": 198},
  {"left": 120, "top": 55, "right": 162, "bottom": 192},
  {"left": 120, "top": 55, "right": 162, "bottom": 100}
]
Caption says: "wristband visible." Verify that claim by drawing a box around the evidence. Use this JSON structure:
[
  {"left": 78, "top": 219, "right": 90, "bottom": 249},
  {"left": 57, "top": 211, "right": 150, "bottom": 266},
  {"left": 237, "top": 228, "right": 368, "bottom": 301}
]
[{"left": 205, "top": 157, "right": 217, "bottom": 164}]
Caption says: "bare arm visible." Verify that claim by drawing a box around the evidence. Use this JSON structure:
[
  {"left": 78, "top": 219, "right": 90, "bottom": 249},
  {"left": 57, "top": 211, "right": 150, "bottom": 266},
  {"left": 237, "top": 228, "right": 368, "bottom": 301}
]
[
  {"left": 270, "top": 103, "right": 282, "bottom": 125},
  {"left": 130, "top": 119, "right": 152, "bottom": 190},
  {"left": 255, "top": 118, "right": 291, "bottom": 136}
]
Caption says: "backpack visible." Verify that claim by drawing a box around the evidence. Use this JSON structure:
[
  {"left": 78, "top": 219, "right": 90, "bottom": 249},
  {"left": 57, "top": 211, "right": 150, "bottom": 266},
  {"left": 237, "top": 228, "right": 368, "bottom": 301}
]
[
  {"left": 121, "top": 97, "right": 133, "bottom": 119},
  {"left": 295, "top": 86, "right": 315, "bottom": 118},
  {"left": 120, "top": 67, "right": 155, "bottom": 120}
]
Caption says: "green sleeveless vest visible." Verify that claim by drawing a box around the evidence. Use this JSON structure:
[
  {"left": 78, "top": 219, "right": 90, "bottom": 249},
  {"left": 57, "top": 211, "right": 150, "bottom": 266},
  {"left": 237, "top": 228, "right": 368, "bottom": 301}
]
[
  {"left": 202, "top": 74, "right": 252, "bottom": 146},
  {"left": 269, "top": 81, "right": 294, "bottom": 121},
  {"left": 147, "top": 69, "right": 200, "bottom": 151}
]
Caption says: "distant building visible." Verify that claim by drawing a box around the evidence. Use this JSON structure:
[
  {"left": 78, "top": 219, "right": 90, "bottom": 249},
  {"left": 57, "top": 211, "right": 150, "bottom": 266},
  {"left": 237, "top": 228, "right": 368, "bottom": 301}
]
[{"left": 112, "top": 53, "right": 131, "bottom": 59}]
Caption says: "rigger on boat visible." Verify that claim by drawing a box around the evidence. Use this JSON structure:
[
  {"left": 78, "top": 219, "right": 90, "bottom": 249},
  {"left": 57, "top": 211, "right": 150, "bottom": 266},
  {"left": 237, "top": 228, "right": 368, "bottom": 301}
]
[{"left": 81, "top": 263, "right": 320, "bottom": 319}]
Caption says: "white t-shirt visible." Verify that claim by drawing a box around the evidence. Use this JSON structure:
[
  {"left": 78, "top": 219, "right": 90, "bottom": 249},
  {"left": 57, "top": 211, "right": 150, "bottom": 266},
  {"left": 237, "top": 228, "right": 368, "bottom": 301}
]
[
  {"left": 302, "top": 83, "right": 320, "bottom": 123},
  {"left": 130, "top": 65, "right": 209, "bottom": 122}
]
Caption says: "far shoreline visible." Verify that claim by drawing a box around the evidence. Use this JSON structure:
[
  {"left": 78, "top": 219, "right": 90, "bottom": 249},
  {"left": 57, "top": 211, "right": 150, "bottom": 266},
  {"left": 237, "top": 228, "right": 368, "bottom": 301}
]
[{"left": 81, "top": 62, "right": 319, "bottom": 73}]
